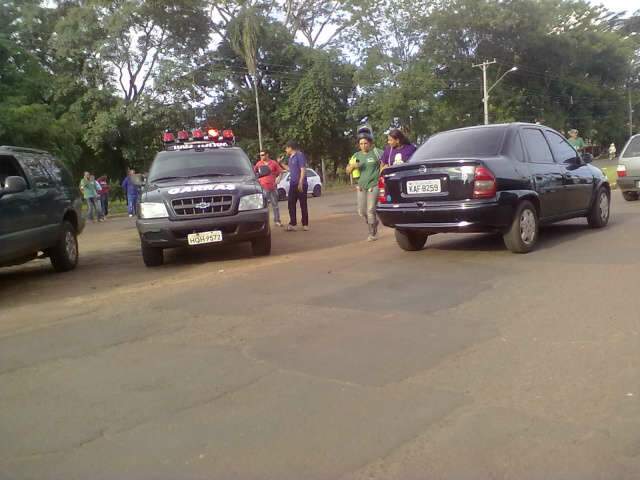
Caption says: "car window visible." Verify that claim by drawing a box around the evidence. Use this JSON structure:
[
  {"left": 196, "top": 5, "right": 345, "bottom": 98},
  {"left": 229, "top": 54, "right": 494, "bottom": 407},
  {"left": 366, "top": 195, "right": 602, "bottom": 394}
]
[
  {"left": 544, "top": 131, "right": 578, "bottom": 164},
  {"left": 0, "top": 155, "right": 28, "bottom": 187},
  {"left": 19, "top": 153, "right": 54, "bottom": 186},
  {"left": 622, "top": 136, "right": 640, "bottom": 158},
  {"left": 414, "top": 127, "right": 506, "bottom": 160},
  {"left": 149, "top": 149, "right": 254, "bottom": 182},
  {"left": 39, "top": 154, "right": 74, "bottom": 186},
  {"left": 509, "top": 131, "right": 526, "bottom": 163},
  {"left": 522, "top": 129, "right": 554, "bottom": 164},
  {"left": 306, "top": 169, "right": 318, "bottom": 177}
]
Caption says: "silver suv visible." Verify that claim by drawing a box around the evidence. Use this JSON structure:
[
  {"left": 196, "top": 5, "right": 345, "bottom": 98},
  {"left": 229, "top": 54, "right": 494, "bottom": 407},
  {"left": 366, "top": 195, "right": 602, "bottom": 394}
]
[{"left": 617, "top": 134, "right": 640, "bottom": 201}]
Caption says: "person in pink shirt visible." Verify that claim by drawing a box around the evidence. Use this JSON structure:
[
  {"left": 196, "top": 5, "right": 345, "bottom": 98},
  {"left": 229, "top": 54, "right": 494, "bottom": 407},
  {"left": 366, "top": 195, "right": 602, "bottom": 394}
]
[{"left": 254, "top": 150, "right": 284, "bottom": 226}]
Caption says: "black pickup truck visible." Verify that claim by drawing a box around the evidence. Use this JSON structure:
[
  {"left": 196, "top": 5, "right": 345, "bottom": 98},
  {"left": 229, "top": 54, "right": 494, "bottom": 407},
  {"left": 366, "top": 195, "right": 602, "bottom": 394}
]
[{"left": 0, "top": 146, "right": 85, "bottom": 271}]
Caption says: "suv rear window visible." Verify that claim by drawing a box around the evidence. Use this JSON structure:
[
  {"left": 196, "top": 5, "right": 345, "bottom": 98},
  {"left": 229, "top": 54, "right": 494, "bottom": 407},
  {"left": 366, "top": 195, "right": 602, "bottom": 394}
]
[
  {"left": 149, "top": 149, "right": 254, "bottom": 182},
  {"left": 622, "top": 137, "right": 640, "bottom": 159},
  {"left": 414, "top": 127, "right": 506, "bottom": 160}
]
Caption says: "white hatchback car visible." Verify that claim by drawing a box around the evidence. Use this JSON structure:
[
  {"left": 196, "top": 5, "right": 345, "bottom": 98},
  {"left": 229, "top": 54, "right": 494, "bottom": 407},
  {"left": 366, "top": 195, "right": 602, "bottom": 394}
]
[{"left": 277, "top": 168, "right": 323, "bottom": 201}]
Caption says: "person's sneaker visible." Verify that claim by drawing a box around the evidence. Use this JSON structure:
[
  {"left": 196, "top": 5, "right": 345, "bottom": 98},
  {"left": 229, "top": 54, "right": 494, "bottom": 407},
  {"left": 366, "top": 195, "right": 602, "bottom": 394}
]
[
  {"left": 128, "top": 214, "right": 134, "bottom": 218},
  {"left": 286, "top": 224, "right": 297, "bottom": 232},
  {"left": 275, "top": 222, "right": 282, "bottom": 227},
  {"left": 303, "top": 226, "right": 310, "bottom": 231},
  {"left": 367, "top": 234, "right": 377, "bottom": 242}
]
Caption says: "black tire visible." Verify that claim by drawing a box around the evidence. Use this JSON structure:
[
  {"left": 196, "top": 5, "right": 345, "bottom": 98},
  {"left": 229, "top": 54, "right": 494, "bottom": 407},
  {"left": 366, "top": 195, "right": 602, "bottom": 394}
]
[
  {"left": 394, "top": 229, "right": 428, "bottom": 251},
  {"left": 622, "top": 191, "right": 639, "bottom": 202},
  {"left": 141, "top": 242, "right": 163, "bottom": 267},
  {"left": 278, "top": 188, "right": 287, "bottom": 201},
  {"left": 312, "top": 185, "right": 322, "bottom": 197},
  {"left": 251, "top": 234, "right": 271, "bottom": 256},
  {"left": 588, "top": 188, "right": 610, "bottom": 228},
  {"left": 49, "top": 221, "right": 79, "bottom": 272},
  {"left": 503, "top": 200, "right": 538, "bottom": 253}
]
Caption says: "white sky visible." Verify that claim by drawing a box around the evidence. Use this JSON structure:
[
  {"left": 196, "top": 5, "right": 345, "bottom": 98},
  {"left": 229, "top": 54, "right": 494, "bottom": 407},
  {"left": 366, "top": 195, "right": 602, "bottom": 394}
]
[{"left": 589, "top": 0, "right": 637, "bottom": 15}]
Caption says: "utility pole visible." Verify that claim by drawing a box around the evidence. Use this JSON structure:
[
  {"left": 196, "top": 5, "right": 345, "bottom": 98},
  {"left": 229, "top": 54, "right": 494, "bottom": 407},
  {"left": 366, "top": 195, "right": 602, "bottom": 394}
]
[
  {"left": 629, "top": 85, "right": 634, "bottom": 138},
  {"left": 473, "top": 59, "right": 496, "bottom": 125}
]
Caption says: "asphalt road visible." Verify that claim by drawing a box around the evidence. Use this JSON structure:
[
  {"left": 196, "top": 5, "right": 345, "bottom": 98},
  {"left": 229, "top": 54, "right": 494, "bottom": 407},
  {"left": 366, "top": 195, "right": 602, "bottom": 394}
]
[{"left": 2, "top": 189, "right": 640, "bottom": 480}]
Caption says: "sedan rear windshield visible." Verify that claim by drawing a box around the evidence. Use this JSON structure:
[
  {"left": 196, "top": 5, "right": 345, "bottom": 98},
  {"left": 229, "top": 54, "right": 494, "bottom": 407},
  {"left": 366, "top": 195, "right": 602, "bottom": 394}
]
[
  {"left": 414, "top": 127, "right": 506, "bottom": 160},
  {"left": 149, "top": 149, "right": 253, "bottom": 182},
  {"left": 622, "top": 137, "right": 640, "bottom": 158}
]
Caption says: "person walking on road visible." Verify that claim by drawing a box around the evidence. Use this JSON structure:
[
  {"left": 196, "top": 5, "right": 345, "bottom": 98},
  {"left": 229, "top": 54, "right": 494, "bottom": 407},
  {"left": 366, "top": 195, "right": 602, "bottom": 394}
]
[
  {"left": 97, "top": 174, "right": 110, "bottom": 217},
  {"left": 609, "top": 143, "right": 617, "bottom": 161},
  {"left": 255, "top": 150, "right": 283, "bottom": 227},
  {"left": 346, "top": 135, "right": 382, "bottom": 241},
  {"left": 79, "top": 172, "right": 104, "bottom": 223},
  {"left": 122, "top": 169, "right": 140, "bottom": 218},
  {"left": 284, "top": 140, "right": 309, "bottom": 232},
  {"left": 381, "top": 129, "right": 417, "bottom": 171}
]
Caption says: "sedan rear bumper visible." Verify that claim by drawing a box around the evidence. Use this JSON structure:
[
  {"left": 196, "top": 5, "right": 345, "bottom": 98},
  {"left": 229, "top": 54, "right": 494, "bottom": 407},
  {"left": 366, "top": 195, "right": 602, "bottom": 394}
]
[
  {"left": 376, "top": 199, "right": 515, "bottom": 233},
  {"left": 617, "top": 176, "right": 640, "bottom": 191}
]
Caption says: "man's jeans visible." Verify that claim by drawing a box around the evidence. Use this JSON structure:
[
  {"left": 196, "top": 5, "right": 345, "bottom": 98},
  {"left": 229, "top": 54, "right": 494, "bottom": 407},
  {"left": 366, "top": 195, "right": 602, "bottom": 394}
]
[
  {"left": 100, "top": 195, "right": 109, "bottom": 216},
  {"left": 357, "top": 186, "right": 379, "bottom": 225},
  {"left": 87, "top": 197, "right": 103, "bottom": 221},
  {"left": 288, "top": 183, "right": 308, "bottom": 227},
  {"left": 127, "top": 194, "right": 138, "bottom": 216},
  {"left": 265, "top": 189, "right": 281, "bottom": 223}
]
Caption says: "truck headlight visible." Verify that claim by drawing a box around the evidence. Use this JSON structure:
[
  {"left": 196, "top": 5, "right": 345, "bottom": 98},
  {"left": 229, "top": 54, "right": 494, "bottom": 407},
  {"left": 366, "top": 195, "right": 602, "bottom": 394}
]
[
  {"left": 140, "top": 202, "right": 169, "bottom": 219},
  {"left": 238, "top": 193, "right": 264, "bottom": 211}
]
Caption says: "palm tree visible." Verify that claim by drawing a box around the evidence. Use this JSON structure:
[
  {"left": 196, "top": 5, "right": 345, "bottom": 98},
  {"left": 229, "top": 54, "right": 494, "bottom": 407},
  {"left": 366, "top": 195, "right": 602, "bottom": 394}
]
[{"left": 230, "top": 8, "right": 263, "bottom": 150}]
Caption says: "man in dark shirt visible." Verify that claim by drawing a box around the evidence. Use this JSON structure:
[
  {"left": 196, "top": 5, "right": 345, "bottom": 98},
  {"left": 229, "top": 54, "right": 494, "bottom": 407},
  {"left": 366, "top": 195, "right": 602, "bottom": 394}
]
[{"left": 284, "top": 140, "right": 309, "bottom": 231}]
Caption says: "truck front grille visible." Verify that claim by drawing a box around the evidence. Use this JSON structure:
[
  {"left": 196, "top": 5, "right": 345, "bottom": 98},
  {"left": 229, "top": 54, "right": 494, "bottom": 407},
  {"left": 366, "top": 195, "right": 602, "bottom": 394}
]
[{"left": 172, "top": 195, "right": 233, "bottom": 216}]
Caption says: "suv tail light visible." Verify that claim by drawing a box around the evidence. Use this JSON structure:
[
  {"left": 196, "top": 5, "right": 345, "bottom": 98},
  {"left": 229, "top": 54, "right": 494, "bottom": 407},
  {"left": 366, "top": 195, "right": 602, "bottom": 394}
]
[
  {"left": 162, "top": 131, "right": 175, "bottom": 143},
  {"left": 377, "top": 176, "right": 386, "bottom": 203},
  {"left": 473, "top": 166, "right": 497, "bottom": 199},
  {"left": 617, "top": 165, "right": 627, "bottom": 177}
]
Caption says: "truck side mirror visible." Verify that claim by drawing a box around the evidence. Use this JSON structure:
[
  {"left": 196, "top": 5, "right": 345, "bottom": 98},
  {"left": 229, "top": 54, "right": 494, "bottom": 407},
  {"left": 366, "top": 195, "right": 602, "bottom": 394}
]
[{"left": 0, "top": 176, "right": 27, "bottom": 197}]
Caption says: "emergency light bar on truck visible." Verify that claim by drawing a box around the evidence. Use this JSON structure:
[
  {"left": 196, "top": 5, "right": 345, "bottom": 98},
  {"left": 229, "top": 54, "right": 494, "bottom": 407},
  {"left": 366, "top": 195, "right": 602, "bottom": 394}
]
[{"left": 162, "top": 127, "right": 235, "bottom": 150}]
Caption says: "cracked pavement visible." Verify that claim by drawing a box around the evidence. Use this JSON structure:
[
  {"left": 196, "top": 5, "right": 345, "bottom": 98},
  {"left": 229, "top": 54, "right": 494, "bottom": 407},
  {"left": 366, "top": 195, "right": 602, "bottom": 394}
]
[{"left": 1, "top": 190, "right": 640, "bottom": 479}]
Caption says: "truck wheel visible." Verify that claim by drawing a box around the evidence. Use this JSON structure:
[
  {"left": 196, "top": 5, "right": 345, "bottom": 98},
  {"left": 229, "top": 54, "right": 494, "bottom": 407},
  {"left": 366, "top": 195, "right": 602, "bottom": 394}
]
[
  {"left": 587, "top": 188, "right": 610, "bottom": 228},
  {"left": 278, "top": 189, "right": 287, "bottom": 201},
  {"left": 49, "top": 221, "right": 79, "bottom": 272},
  {"left": 622, "top": 191, "right": 638, "bottom": 202},
  {"left": 503, "top": 200, "right": 538, "bottom": 253},
  {"left": 141, "top": 242, "right": 163, "bottom": 267},
  {"left": 251, "top": 234, "right": 271, "bottom": 256},
  {"left": 394, "top": 229, "right": 428, "bottom": 251},
  {"left": 312, "top": 185, "right": 322, "bottom": 197}
]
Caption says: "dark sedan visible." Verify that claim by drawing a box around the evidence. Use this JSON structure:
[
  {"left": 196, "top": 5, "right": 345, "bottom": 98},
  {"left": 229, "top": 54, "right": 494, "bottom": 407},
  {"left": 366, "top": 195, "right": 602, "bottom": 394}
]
[{"left": 377, "top": 123, "right": 610, "bottom": 253}]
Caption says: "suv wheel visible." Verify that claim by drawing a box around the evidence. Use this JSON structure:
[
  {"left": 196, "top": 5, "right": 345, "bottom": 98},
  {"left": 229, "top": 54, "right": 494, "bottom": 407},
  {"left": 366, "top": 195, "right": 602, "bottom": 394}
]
[
  {"left": 503, "top": 200, "right": 538, "bottom": 253},
  {"left": 588, "top": 188, "right": 610, "bottom": 228},
  {"left": 312, "top": 185, "right": 322, "bottom": 197},
  {"left": 49, "top": 221, "right": 79, "bottom": 272},
  {"left": 278, "top": 189, "right": 287, "bottom": 201},
  {"left": 251, "top": 234, "right": 271, "bottom": 256},
  {"left": 622, "top": 191, "right": 639, "bottom": 202},
  {"left": 394, "top": 229, "right": 428, "bottom": 251},
  {"left": 141, "top": 242, "right": 164, "bottom": 267}
]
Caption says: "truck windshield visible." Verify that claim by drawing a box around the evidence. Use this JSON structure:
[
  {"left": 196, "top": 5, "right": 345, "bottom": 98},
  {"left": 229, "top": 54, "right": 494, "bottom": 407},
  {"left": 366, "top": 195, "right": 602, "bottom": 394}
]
[
  {"left": 149, "top": 149, "right": 254, "bottom": 182},
  {"left": 414, "top": 127, "right": 506, "bottom": 160}
]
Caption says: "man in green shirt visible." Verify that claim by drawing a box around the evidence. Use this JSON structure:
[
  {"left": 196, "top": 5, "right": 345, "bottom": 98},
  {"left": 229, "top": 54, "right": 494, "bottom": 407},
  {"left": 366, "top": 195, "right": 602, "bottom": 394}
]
[
  {"left": 567, "top": 129, "right": 586, "bottom": 153},
  {"left": 79, "top": 171, "right": 104, "bottom": 222},
  {"left": 346, "top": 136, "right": 382, "bottom": 241}
]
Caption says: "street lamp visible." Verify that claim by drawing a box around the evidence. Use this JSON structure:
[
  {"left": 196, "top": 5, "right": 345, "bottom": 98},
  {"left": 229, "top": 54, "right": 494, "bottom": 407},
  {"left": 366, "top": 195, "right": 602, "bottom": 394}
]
[{"left": 473, "top": 60, "right": 518, "bottom": 125}]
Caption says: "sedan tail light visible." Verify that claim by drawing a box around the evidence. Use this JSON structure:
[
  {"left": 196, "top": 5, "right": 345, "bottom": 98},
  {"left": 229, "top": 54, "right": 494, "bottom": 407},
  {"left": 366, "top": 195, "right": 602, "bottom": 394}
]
[
  {"left": 473, "top": 166, "right": 497, "bottom": 199},
  {"left": 377, "top": 176, "right": 386, "bottom": 203},
  {"left": 617, "top": 165, "right": 627, "bottom": 177}
]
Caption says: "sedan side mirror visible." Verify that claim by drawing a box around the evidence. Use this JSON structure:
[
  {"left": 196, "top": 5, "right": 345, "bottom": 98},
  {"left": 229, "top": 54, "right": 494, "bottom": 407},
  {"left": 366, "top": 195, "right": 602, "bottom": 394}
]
[
  {"left": 0, "top": 176, "right": 27, "bottom": 197},
  {"left": 257, "top": 165, "right": 271, "bottom": 178},
  {"left": 582, "top": 153, "right": 593, "bottom": 164}
]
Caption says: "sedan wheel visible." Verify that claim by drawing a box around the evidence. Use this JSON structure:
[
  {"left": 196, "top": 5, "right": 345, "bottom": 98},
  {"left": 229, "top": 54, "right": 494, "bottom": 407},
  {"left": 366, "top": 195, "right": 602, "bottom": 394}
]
[
  {"left": 622, "top": 191, "right": 639, "bottom": 202},
  {"left": 503, "top": 201, "right": 538, "bottom": 253},
  {"left": 588, "top": 188, "right": 610, "bottom": 228}
]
